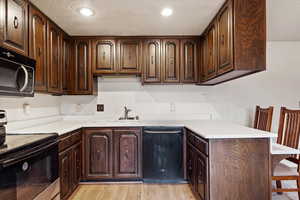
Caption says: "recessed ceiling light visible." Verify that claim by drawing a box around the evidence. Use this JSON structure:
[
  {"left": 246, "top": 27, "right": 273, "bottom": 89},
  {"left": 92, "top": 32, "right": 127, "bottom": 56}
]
[
  {"left": 161, "top": 8, "right": 173, "bottom": 17},
  {"left": 79, "top": 8, "right": 94, "bottom": 17}
]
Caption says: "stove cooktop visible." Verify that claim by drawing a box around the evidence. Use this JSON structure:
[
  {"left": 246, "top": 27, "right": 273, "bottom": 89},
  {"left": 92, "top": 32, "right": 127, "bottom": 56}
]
[{"left": 0, "top": 133, "right": 58, "bottom": 158}]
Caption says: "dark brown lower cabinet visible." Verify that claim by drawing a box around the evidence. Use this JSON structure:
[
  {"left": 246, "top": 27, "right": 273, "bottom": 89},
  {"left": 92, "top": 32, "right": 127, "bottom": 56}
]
[
  {"left": 84, "top": 128, "right": 142, "bottom": 181},
  {"left": 187, "top": 142, "right": 208, "bottom": 200},
  {"left": 84, "top": 128, "right": 114, "bottom": 180},
  {"left": 186, "top": 129, "right": 271, "bottom": 200},
  {"left": 59, "top": 130, "right": 82, "bottom": 200},
  {"left": 59, "top": 149, "right": 71, "bottom": 199},
  {"left": 114, "top": 128, "right": 142, "bottom": 179}
]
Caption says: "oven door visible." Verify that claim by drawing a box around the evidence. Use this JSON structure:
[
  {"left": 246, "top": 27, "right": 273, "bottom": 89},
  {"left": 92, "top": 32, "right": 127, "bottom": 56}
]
[{"left": 0, "top": 142, "right": 59, "bottom": 200}]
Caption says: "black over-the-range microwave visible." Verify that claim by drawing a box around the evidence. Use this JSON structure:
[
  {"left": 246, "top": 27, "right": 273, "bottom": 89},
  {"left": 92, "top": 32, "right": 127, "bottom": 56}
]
[{"left": 0, "top": 47, "right": 36, "bottom": 97}]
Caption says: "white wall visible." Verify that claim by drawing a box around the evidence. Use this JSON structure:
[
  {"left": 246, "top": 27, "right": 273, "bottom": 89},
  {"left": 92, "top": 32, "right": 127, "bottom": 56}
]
[
  {"left": 60, "top": 41, "right": 300, "bottom": 132},
  {"left": 0, "top": 94, "right": 61, "bottom": 123},
  {"left": 207, "top": 41, "right": 300, "bottom": 132},
  {"left": 61, "top": 78, "right": 217, "bottom": 121}
]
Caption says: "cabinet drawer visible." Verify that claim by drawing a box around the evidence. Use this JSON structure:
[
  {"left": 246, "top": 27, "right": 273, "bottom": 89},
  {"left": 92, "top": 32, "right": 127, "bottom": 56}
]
[
  {"left": 187, "top": 130, "right": 209, "bottom": 156},
  {"left": 71, "top": 131, "right": 81, "bottom": 144},
  {"left": 59, "top": 130, "right": 82, "bottom": 152}
]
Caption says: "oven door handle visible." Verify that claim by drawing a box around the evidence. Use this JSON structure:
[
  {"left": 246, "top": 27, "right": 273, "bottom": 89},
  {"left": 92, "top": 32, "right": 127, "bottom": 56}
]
[
  {"left": 143, "top": 130, "right": 182, "bottom": 134},
  {"left": 0, "top": 141, "right": 58, "bottom": 169},
  {"left": 18, "top": 65, "right": 29, "bottom": 92}
]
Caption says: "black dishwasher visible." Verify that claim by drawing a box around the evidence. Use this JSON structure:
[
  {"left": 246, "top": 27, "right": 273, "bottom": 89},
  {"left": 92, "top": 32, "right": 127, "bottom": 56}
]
[{"left": 143, "top": 126, "right": 184, "bottom": 183}]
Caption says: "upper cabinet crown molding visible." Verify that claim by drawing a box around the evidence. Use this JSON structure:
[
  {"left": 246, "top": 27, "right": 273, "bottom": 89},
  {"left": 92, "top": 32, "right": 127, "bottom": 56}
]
[
  {"left": 0, "top": 0, "right": 28, "bottom": 55},
  {"left": 199, "top": 0, "right": 266, "bottom": 85}
]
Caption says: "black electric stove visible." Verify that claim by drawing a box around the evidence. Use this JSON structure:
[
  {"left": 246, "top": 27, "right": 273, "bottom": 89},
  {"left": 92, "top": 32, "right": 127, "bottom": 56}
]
[
  {"left": 0, "top": 133, "right": 59, "bottom": 200},
  {"left": 0, "top": 133, "right": 58, "bottom": 159}
]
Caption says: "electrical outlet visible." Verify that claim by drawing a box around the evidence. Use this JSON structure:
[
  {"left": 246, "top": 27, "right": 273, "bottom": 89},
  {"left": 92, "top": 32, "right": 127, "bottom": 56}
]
[
  {"left": 170, "top": 102, "right": 176, "bottom": 112},
  {"left": 97, "top": 104, "right": 104, "bottom": 112}
]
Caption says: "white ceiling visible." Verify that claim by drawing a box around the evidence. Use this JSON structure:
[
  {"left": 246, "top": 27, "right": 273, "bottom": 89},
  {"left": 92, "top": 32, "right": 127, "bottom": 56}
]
[
  {"left": 30, "top": 0, "right": 300, "bottom": 40},
  {"left": 30, "top": 0, "right": 225, "bottom": 36}
]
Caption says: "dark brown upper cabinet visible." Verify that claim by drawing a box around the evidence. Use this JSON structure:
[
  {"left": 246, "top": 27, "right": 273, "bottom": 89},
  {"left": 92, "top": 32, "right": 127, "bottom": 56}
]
[
  {"left": 0, "top": 0, "right": 28, "bottom": 55},
  {"left": 28, "top": 5, "right": 47, "bottom": 92},
  {"left": 162, "top": 39, "right": 180, "bottom": 83},
  {"left": 93, "top": 39, "right": 116, "bottom": 74},
  {"left": 84, "top": 129, "right": 114, "bottom": 180},
  {"left": 199, "top": 0, "right": 266, "bottom": 85},
  {"left": 180, "top": 39, "right": 198, "bottom": 83},
  {"left": 62, "top": 35, "right": 72, "bottom": 93},
  {"left": 74, "top": 39, "right": 94, "bottom": 95},
  {"left": 142, "top": 39, "right": 161, "bottom": 84},
  {"left": 217, "top": 1, "right": 233, "bottom": 75},
  {"left": 202, "top": 23, "right": 217, "bottom": 81},
  {"left": 117, "top": 39, "right": 142, "bottom": 74},
  {"left": 114, "top": 128, "right": 142, "bottom": 179},
  {"left": 47, "top": 21, "right": 62, "bottom": 94}
]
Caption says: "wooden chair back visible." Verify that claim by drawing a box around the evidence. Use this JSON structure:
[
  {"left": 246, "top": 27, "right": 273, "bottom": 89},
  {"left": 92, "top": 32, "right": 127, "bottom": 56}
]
[
  {"left": 254, "top": 106, "right": 274, "bottom": 132},
  {"left": 277, "top": 107, "right": 300, "bottom": 150}
]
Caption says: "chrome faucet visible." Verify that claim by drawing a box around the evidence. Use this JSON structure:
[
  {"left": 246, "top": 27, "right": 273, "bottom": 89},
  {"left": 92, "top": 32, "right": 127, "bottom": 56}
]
[
  {"left": 119, "top": 106, "right": 139, "bottom": 120},
  {"left": 124, "top": 106, "right": 132, "bottom": 120}
]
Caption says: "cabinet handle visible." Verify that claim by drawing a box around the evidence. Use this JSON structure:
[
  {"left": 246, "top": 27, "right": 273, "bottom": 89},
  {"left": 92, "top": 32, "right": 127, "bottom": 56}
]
[
  {"left": 38, "top": 47, "right": 42, "bottom": 57},
  {"left": 221, "top": 35, "right": 225, "bottom": 45},
  {"left": 13, "top": 16, "right": 19, "bottom": 29}
]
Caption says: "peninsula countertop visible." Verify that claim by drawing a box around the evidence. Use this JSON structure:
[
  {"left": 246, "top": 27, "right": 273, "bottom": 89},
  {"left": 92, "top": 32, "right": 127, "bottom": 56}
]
[{"left": 10, "top": 119, "right": 277, "bottom": 139}]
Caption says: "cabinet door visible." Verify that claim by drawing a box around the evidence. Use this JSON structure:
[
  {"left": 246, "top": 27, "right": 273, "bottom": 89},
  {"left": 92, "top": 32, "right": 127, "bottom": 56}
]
[
  {"left": 74, "top": 40, "right": 93, "bottom": 94},
  {"left": 198, "top": 38, "right": 205, "bottom": 83},
  {"left": 29, "top": 5, "right": 47, "bottom": 92},
  {"left": 217, "top": 1, "right": 233, "bottom": 75},
  {"left": 180, "top": 39, "right": 198, "bottom": 83},
  {"left": 62, "top": 36, "right": 72, "bottom": 93},
  {"left": 93, "top": 39, "right": 116, "bottom": 74},
  {"left": 71, "top": 143, "right": 81, "bottom": 191},
  {"left": 142, "top": 39, "right": 161, "bottom": 83},
  {"left": 59, "top": 150, "right": 71, "bottom": 200},
  {"left": 203, "top": 24, "right": 217, "bottom": 80},
  {"left": 187, "top": 143, "right": 194, "bottom": 185},
  {"left": 47, "top": 22, "right": 62, "bottom": 94},
  {"left": 0, "top": 0, "right": 28, "bottom": 55},
  {"left": 162, "top": 39, "right": 180, "bottom": 83},
  {"left": 195, "top": 151, "right": 209, "bottom": 200},
  {"left": 117, "top": 39, "right": 141, "bottom": 74},
  {"left": 84, "top": 129, "right": 113, "bottom": 179},
  {"left": 114, "top": 128, "right": 142, "bottom": 179}
]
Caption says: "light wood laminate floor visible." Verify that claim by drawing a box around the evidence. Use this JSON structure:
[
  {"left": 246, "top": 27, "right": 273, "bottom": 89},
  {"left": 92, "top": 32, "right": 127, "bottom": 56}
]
[
  {"left": 68, "top": 183, "right": 297, "bottom": 200},
  {"left": 68, "top": 184, "right": 196, "bottom": 200}
]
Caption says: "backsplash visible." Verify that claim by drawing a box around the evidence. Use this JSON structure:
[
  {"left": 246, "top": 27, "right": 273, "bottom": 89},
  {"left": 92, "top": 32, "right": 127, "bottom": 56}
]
[
  {"left": 60, "top": 77, "right": 217, "bottom": 121},
  {"left": 0, "top": 94, "right": 61, "bottom": 122}
]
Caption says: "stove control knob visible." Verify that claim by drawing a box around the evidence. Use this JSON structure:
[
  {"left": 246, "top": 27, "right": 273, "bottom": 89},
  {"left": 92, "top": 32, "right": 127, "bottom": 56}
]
[{"left": 22, "top": 162, "right": 29, "bottom": 171}]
